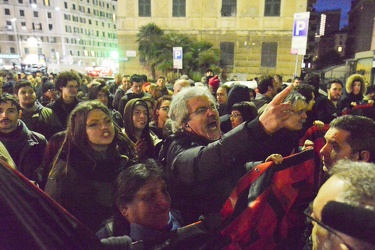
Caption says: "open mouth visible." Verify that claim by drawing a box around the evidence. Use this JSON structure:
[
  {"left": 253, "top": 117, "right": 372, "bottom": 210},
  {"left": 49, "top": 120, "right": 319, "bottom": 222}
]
[{"left": 207, "top": 120, "right": 218, "bottom": 130}]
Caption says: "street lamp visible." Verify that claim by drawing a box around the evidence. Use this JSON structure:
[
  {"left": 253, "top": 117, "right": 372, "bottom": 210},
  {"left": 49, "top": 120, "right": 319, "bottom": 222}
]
[{"left": 11, "top": 18, "right": 22, "bottom": 64}]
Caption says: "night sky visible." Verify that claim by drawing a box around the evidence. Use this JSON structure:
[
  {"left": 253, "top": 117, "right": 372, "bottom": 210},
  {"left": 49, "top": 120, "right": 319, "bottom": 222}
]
[{"left": 314, "top": 0, "right": 352, "bottom": 28}]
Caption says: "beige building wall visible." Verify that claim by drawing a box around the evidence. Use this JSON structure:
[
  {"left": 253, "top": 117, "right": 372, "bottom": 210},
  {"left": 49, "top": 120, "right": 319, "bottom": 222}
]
[{"left": 117, "top": 0, "right": 309, "bottom": 81}]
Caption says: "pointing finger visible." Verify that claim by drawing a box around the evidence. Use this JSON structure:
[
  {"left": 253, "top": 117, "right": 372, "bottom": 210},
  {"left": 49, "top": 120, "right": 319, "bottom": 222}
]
[{"left": 269, "top": 84, "right": 293, "bottom": 106}]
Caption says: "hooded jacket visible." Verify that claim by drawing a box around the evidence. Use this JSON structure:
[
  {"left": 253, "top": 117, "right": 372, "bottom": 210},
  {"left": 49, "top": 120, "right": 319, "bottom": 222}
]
[
  {"left": 338, "top": 74, "right": 366, "bottom": 112},
  {"left": 0, "top": 120, "right": 47, "bottom": 180},
  {"left": 123, "top": 99, "right": 161, "bottom": 160}
]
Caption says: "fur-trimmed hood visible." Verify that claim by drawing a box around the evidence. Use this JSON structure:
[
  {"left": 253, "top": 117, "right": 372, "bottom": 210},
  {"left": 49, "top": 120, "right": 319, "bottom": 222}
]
[{"left": 345, "top": 74, "right": 367, "bottom": 95}]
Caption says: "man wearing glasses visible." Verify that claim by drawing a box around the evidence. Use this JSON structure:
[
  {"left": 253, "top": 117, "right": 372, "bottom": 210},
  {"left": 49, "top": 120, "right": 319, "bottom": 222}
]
[
  {"left": 306, "top": 160, "right": 375, "bottom": 250},
  {"left": 159, "top": 85, "right": 296, "bottom": 224}
]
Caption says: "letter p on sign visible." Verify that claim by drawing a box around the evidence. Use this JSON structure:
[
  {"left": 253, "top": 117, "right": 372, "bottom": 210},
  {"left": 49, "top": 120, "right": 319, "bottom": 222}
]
[{"left": 293, "top": 20, "right": 308, "bottom": 37}]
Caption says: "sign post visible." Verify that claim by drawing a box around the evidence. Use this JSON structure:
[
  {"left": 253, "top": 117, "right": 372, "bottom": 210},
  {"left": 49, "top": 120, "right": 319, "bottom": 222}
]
[
  {"left": 291, "top": 12, "right": 310, "bottom": 77},
  {"left": 173, "top": 47, "right": 183, "bottom": 76}
]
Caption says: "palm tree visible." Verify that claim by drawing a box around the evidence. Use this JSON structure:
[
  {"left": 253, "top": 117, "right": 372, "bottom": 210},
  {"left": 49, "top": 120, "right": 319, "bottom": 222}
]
[{"left": 137, "top": 23, "right": 164, "bottom": 79}]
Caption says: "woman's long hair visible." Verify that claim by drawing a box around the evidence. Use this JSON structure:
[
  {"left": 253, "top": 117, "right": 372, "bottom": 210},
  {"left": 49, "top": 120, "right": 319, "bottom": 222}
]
[{"left": 49, "top": 101, "right": 133, "bottom": 176}]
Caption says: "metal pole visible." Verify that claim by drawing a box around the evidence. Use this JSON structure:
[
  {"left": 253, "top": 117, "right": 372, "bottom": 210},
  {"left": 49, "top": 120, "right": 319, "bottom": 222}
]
[{"left": 294, "top": 54, "right": 299, "bottom": 77}]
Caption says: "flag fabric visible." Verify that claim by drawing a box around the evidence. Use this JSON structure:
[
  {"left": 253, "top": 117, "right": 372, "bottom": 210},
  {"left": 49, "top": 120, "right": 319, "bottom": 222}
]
[
  {"left": 220, "top": 149, "right": 316, "bottom": 249},
  {"left": 0, "top": 161, "right": 101, "bottom": 249}
]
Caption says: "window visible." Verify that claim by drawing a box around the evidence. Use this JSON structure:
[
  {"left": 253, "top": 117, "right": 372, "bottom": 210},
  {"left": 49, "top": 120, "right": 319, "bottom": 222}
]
[
  {"left": 264, "top": 0, "right": 280, "bottom": 17},
  {"left": 49, "top": 37, "right": 56, "bottom": 43},
  {"left": 5, "top": 9, "right": 11, "bottom": 15},
  {"left": 25, "top": 48, "right": 30, "bottom": 54},
  {"left": 10, "top": 47, "right": 16, "bottom": 54},
  {"left": 21, "top": 22, "right": 26, "bottom": 30},
  {"left": 9, "top": 35, "right": 15, "bottom": 41},
  {"left": 6, "top": 21, "right": 12, "bottom": 30},
  {"left": 77, "top": 51, "right": 80, "bottom": 56},
  {"left": 49, "top": 24, "right": 53, "bottom": 30},
  {"left": 72, "top": 4, "right": 76, "bottom": 10},
  {"left": 139, "top": 0, "right": 151, "bottom": 17},
  {"left": 38, "top": 48, "right": 42, "bottom": 54},
  {"left": 47, "top": 12, "right": 52, "bottom": 18},
  {"left": 33, "top": 11, "right": 39, "bottom": 17},
  {"left": 222, "top": 0, "right": 236, "bottom": 17},
  {"left": 65, "top": 25, "right": 72, "bottom": 33},
  {"left": 19, "top": 0, "right": 23, "bottom": 3},
  {"left": 173, "top": 0, "right": 185, "bottom": 17},
  {"left": 64, "top": 2, "right": 68, "bottom": 9},
  {"left": 20, "top": 10, "right": 25, "bottom": 16},
  {"left": 43, "top": 0, "right": 50, "bottom": 6},
  {"left": 220, "top": 42, "right": 234, "bottom": 66},
  {"left": 261, "top": 42, "right": 277, "bottom": 68},
  {"left": 88, "top": 20, "right": 92, "bottom": 24}
]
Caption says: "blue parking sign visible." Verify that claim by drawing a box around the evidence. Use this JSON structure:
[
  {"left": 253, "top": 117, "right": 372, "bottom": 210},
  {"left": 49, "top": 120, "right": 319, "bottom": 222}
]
[
  {"left": 293, "top": 20, "right": 308, "bottom": 37},
  {"left": 173, "top": 47, "right": 183, "bottom": 69}
]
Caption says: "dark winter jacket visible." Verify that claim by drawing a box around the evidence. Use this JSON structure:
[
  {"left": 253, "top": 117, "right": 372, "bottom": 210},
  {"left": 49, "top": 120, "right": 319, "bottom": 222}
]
[
  {"left": 159, "top": 118, "right": 273, "bottom": 224},
  {"left": 123, "top": 99, "right": 161, "bottom": 160},
  {"left": 47, "top": 97, "right": 80, "bottom": 129},
  {"left": 45, "top": 145, "right": 129, "bottom": 232},
  {"left": 0, "top": 120, "right": 47, "bottom": 180},
  {"left": 338, "top": 74, "right": 366, "bottom": 112},
  {"left": 313, "top": 97, "right": 341, "bottom": 124},
  {"left": 20, "top": 102, "right": 63, "bottom": 139}
]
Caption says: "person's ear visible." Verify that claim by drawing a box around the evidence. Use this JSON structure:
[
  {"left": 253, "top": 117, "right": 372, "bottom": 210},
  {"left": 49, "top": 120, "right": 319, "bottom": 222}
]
[
  {"left": 359, "top": 150, "right": 371, "bottom": 162},
  {"left": 184, "top": 123, "right": 191, "bottom": 132},
  {"left": 119, "top": 205, "right": 129, "bottom": 219},
  {"left": 156, "top": 109, "right": 159, "bottom": 116},
  {"left": 18, "top": 110, "right": 22, "bottom": 119}
]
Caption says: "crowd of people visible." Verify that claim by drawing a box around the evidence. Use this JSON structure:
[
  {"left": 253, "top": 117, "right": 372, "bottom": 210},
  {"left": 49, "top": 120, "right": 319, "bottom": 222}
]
[{"left": 0, "top": 68, "right": 375, "bottom": 249}]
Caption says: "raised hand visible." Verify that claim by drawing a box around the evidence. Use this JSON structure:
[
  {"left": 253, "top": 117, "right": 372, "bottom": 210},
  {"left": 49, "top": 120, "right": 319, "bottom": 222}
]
[{"left": 259, "top": 85, "right": 294, "bottom": 134}]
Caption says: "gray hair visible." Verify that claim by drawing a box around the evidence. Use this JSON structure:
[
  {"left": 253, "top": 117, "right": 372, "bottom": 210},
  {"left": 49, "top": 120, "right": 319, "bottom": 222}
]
[
  {"left": 169, "top": 87, "right": 216, "bottom": 133},
  {"left": 283, "top": 90, "right": 306, "bottom": 105},
  {"left": 329, "top": 160, "right": 375, "bottom": 211}
]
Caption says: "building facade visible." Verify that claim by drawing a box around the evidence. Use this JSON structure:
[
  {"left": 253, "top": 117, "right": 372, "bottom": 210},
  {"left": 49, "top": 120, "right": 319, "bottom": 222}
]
[
  {"left": 117, "top": 0, "right": 315, "bottom": 81},
  {"left": 0, "top": 0, "right": 118, "bottom": 73}
]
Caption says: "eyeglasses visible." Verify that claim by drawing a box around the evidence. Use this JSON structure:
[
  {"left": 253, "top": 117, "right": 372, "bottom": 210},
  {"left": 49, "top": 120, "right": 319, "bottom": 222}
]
[
  {"left": 188, "top": 103, "right": 218, "bottom": 116},
  {"left": 159, "top": 106, "right": 169, "bottom": 111},
  {"left": 304, "top": 204, "right": 354, "bottom": 250},
  {"left": 230, "top": 113, "right": 242, "bottom": 119}
]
